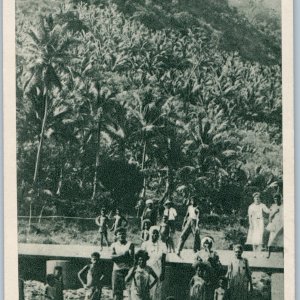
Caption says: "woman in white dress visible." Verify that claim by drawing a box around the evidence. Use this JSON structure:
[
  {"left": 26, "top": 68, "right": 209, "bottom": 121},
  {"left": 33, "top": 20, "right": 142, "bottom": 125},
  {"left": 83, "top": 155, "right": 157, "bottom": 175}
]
[
  {"left": 246, "top": 192, "right": 270, "bottom": 257},
  {"left": 141, "top": 226, "right": 167, "bottom": 300}
]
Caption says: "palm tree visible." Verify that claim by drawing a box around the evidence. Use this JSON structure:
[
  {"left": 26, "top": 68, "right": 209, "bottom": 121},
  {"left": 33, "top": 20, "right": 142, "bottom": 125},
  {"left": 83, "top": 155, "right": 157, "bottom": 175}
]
[{"left": 22, "top": 14, "right": 75, "bottom": 187}]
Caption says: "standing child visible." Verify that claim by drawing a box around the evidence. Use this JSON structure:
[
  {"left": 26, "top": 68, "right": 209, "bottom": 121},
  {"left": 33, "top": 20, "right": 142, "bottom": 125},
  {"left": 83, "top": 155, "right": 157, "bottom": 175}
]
[
  {"left": 160, "top": 215, "right": 174, "bottom": 253},
  {"left": 53, "top": 266, "right": 64, "bottom": 300},
  {"left": 95, "top": 208, "right": 110, "bottom": 250},
  {"left": 141, "top": 219, "right": 151, "bottom": 242},
  {"left": 78, "top": 252, "right": 104, "bottom": 300},
  {"left": 111, "top": 208, "right": 129, "bottom": 235},
  {"left": 44, "top": 274, "right": 63, "bottom": 300},
  {"left": 194, "top": 236, "right": 222, "bottom": 288},
  {"left": 214, "top": 277, "right": 229, "bottom": 300},
  {"left": 227, "top": 244, "right": 253, "bottom": 300},
  {"left": 125, "top": 250, "right": 158, "bottom": 300},
  {"left": 189, "top": 262, "right": 214, "bottom": 300}
]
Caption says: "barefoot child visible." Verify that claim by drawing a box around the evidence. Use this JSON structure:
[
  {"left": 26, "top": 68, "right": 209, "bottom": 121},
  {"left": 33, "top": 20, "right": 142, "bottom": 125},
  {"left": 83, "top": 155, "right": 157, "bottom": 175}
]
[
  {"left": 160, "top": 215, "right": 174, "bottom": 253},
  {"left": 195, "top": 236, "right": 222, "bottom": 288},
  {"left": 44, "top": 274, "right": 63, "bottom": 300},
  {"left": 78, "top": 252, "right": 104, "bottom": 300},
  {"left": 95, "top": 208, "right": 109, "bottom": 250},
  {"left": 226, "top": 244, "right": 253, "bottom": 300},
  {"left": 53, "top": 266, "right": 64, "bottom": 300},
  {"left": 214, "top": 277, "right": 229, "bottom": 300},
  {"left": 141, "top": 219, "right": 151, "bottom": 242},
  {"left": 125, "top": 250, "right": 158, "bottom": 300},
  {"left": 189, "top": 262, "right": 214, "bottom": 300}
]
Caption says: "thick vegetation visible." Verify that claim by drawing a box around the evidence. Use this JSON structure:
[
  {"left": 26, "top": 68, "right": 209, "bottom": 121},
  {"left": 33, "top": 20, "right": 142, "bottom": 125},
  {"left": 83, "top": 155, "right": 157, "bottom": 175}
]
[{"left": 16, "top": 0, "right": 282, "bottom": 220}]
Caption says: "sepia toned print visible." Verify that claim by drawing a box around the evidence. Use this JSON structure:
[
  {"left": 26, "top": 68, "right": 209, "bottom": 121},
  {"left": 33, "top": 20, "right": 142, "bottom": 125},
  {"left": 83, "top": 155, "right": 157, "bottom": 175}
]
[{"left": 3, "top": 0, "right": 294, "bottom": 299}]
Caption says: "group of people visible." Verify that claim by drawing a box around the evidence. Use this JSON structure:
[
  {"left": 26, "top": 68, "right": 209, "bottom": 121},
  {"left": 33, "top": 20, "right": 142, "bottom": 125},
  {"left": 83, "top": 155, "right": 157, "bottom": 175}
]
[
  {"left": 41, "top": 192, "right": 283, "bottom": 300},
  {"left": 246, "top": 192, "right": 283, "bottom": 258},
  {"left": 47, "top": 229, "right": 252, "bottom": 300}
]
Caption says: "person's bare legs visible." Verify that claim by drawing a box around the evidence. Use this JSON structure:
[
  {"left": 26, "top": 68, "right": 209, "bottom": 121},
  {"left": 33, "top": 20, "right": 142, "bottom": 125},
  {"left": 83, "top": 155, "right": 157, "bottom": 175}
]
[
  {"left": 104, "top": 232, "right": 109, "bottom": 247},
  {"left": 99, "top": 232, "right": 103, "bottom": 251}
]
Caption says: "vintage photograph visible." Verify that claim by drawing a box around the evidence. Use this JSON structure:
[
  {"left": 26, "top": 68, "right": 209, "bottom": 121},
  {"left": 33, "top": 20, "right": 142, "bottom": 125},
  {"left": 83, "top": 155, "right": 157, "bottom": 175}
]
[{"left": 9, "top": 0, "right": 292, "bottom": 299}]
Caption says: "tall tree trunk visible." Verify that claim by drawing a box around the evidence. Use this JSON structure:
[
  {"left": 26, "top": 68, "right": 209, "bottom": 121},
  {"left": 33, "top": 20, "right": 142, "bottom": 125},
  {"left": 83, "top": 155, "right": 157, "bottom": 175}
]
[
  {"left": 56, "top": 167, "right": 63, "bottom": 196},
  {"left": 141, "top": 140, "right": 147, "bottom": 199},
  {"left": 26, "top": 202, "right": 33, "bottom": 240},
  {"left": 38, "top": 205, "right": 46, "bottom": 224},
  {"left": 33, "top": 94, "right": 48, "bottom": 185},
  {"left": 91, "top": 121, "right": 101, "bottom": 201},
  {"left": 166, "top": 138, "right": 174, "bottom": 200}
]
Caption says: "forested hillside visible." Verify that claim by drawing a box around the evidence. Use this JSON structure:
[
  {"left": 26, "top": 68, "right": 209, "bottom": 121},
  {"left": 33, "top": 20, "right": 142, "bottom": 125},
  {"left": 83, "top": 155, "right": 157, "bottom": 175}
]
[{"left": 16, "top": 0, "right": 282, "bottom": 219}]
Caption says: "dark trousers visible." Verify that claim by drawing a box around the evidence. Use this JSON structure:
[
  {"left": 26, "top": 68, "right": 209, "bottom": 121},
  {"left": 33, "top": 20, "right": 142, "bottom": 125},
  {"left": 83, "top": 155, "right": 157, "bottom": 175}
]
[{"left": 177, "top": 218, "right": 200, "bottom": 253}]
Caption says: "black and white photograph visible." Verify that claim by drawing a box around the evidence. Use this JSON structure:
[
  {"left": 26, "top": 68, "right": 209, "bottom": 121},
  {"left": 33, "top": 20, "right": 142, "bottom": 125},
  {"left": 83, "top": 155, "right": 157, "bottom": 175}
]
[{"left": 3, "top": 0, "right": 294, "bottom": 299}]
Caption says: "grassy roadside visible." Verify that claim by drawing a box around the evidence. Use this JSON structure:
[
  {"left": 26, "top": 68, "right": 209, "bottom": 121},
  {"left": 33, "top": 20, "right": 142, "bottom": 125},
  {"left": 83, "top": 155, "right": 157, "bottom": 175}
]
[{"left": 18, "top": 217, "right": 248, "bottom": 250}]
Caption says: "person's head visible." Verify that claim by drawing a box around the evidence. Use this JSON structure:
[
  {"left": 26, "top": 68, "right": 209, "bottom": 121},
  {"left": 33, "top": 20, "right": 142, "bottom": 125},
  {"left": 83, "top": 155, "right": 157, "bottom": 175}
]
[
  {"left": 218, "top": 277, "right": 227, "bottom": 289},
  {"left": 192, "top": 197, "right": 198, "bottom": 207},
  {"left": 149, "top": 226, "right": 160, "bottom": 242},
  {"left": 90, "top": 252, "right": 100, "bottom": 264},
  {"left": 164, "top": 199, "right": 172, "bottom": 209},
  {"left": 253, "top": 192, "right": 261, "bottom": 204},
  {"left": 146, "top": 199, "right": 153, "bottom": 208},
  {"left": 115, "top": 208, "right": 120, "bottom": 215},
  {"left": 134, "top": 250, "right": 149, "bottom": 268},
  {"left": 163, "top": 215, "right": 169, "bottom": 223},
  {"left": 101, "top": 207, "right": 106, "bottom": 216},
  {"left": 233, "top": 244, "right": 243, "bottom": 258},
  {"left": 201, "top": 236, "right": 214, "bottom": 251},
  {"left": 142, "top": 219, "right": 151, "bottom": 230},
  {"left": 46, "top": 274, "right": 56, "bottom": 287},
  {"left": 274, "top": 194, "right": 282, "bottom": 205},
  {"left": 115, "top": 227, "right": 127, "bottom": 242},
  {"left": 53, "top": 266, "right": 63, "bottom": 278}
]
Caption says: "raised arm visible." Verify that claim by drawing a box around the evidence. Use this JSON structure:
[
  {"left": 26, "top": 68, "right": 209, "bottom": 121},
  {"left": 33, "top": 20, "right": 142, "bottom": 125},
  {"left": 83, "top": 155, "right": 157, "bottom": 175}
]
[
  {"left": 262, "top": 204, "right": 270, "bottom": 214},
  {"left": 95, "top": 216, "right": 101, "bottom": 226},
  {"left": 214, "top": 289, "right": 218, "bottom": 300},
  {"left": 148, "top": 267, "right": 158, "bottom": 289},
  {"left": 78, "top": 265, "right": 89, "bottom": 288},
  {"left": 125, "top": 266, "right": 136, "bottom": 283},
  {"left": 189, "top": 277, "right": 195, "bottom": 289}
]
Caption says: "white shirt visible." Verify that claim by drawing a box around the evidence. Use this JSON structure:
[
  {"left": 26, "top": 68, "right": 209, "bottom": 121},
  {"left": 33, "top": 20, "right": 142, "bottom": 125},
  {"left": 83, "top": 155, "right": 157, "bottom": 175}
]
[
  {"left": 188, "top": 205, "right": 198, "bottom": 220},
  {"left": 163, "top": 207, "right": 177, "bottom": 220},
  {"left": 111, "top": 241, "right": 132, "bottom": 270}
]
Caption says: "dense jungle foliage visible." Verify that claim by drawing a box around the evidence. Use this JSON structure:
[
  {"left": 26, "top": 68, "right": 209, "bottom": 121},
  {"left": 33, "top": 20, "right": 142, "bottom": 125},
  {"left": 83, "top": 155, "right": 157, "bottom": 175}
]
[{"left": 16, "top": 0, "right": 282, "bottom": 219}]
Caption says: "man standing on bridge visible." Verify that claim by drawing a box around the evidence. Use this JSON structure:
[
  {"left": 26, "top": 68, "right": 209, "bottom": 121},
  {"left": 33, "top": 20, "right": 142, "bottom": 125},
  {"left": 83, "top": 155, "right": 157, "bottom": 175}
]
[{"left": 176, "top": 198, "right": 201, "bottom": 256}]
